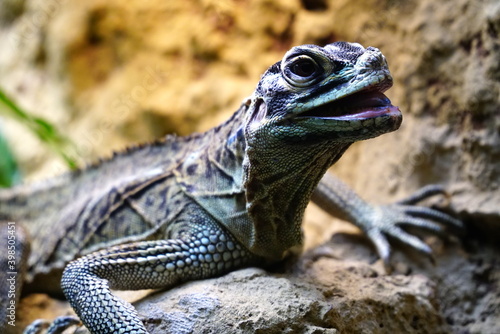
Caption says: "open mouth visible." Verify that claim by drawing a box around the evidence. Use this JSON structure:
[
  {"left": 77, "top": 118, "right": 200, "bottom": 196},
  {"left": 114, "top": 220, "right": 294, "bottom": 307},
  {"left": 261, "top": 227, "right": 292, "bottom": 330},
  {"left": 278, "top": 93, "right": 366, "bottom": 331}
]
[{"left": 298, "top": 91, "right": 399, "bottom": 120}]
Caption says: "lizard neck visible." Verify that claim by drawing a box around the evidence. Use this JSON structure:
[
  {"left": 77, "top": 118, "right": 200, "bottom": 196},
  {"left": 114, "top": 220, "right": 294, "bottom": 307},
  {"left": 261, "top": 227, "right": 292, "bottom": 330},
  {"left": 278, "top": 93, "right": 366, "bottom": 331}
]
[
  {"left": 241, "top": 129, "right": 351, "bottom": 258},
  {"left": 189, "top": 97, "right": 353, "bottom": 260}
]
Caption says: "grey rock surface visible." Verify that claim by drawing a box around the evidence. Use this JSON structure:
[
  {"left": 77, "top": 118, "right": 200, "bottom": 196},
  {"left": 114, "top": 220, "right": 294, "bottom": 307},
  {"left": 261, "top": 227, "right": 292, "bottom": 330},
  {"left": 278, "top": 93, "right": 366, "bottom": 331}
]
[
  {"left": 131, "top": 235, "right": 498, "bottom": 334},
  {"left": 15, "top": 230, "right": 499, "bottom": 334}
]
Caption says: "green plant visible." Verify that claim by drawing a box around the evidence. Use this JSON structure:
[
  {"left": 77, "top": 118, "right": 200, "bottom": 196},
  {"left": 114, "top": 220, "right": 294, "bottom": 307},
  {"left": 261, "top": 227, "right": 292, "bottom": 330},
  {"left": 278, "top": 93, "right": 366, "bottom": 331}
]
[
  {"left": 0, "top": 88, "right": 78, "bottom": 187},
  {"left": 0, "top": 128, "right": 20, "bottom": 187}
]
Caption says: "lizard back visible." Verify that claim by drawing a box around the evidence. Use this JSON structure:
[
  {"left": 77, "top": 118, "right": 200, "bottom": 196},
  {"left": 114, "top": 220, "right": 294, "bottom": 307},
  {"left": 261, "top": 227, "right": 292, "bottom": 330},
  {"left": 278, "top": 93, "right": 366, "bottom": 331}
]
[{"left": 0, "top": 105, "right": 247, "bottom": 286}]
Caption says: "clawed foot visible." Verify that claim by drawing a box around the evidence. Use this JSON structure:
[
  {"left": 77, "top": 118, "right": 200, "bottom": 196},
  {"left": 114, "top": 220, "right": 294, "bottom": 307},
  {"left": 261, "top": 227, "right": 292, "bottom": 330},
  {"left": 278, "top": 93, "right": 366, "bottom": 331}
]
[
  {"left": 361, "top": 185, "right": 463, "bottom": 270},
  {"left": 23, "top": 316, "right": 81, "bottom": 334}
]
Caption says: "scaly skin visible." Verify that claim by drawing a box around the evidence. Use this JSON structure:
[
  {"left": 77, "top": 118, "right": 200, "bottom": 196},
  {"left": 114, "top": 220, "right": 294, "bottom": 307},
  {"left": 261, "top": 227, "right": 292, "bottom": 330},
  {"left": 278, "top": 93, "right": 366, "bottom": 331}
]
[{"left": 0, "top": 42, "right": 461, "bottom": 334}]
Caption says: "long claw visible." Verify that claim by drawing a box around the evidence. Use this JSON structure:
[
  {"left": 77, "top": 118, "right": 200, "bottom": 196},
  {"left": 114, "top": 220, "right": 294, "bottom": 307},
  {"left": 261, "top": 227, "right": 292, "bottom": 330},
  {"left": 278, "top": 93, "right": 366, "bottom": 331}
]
[
  {"left": 386, "top": 227, "right": 434, "bottom": 259},
  {"left": 366, "top": 228, "right": 391, "bottom": 268},
  {"left": 398, "top": 217, "right": 446, "bottom": 236},
  {"left": 23, "top": 320, "right": 50, "bottom": 334},
  {"left": 395, "top": 185, "right": 447, "bottom": 205},
  {"left": 401, "top": 205, "right": 464, "bottom": 230}
]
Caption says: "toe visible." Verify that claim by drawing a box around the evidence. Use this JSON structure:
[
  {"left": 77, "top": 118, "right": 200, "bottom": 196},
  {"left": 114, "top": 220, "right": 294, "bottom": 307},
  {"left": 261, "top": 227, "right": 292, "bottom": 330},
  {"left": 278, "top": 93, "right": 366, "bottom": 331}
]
[
  {"left": 396, "top": 185, "right": 447, "bottom": 205},
  {"left": 402, "top": 206, "right": 464, "bottom": 230},
  {"left": 366, "top": 228, "right": 391, "bottom": 267}
]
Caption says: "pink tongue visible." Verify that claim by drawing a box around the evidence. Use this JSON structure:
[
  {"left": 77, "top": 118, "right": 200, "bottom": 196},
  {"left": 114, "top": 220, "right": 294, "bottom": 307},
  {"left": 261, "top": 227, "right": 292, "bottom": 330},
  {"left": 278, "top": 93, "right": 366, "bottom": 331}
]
[
  {"left": 343, "top": 91, "right": 392, "bottom": 109},
  {"left": 332, "top": 105, "right": 401, "bottom": 120}
]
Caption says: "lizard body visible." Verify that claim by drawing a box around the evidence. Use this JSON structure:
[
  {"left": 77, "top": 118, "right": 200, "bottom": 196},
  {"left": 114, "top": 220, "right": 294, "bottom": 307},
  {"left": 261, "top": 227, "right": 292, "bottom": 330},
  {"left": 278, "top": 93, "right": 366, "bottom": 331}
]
[
  {"left": 1, "top": 110, "right": 246, "bottom": 292},
  {"left": 0, "top": 42, "right": 461, "bottom": 334}
]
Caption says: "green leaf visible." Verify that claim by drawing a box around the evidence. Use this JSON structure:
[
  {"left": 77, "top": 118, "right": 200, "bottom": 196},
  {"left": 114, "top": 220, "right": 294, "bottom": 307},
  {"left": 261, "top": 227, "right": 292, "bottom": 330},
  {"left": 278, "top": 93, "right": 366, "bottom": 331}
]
[
  {"left": 0, "top": 88, "right": 79, "bottom": 171},
  {"left": 0, "top": 128, "right": 20, "bottom": 188}
]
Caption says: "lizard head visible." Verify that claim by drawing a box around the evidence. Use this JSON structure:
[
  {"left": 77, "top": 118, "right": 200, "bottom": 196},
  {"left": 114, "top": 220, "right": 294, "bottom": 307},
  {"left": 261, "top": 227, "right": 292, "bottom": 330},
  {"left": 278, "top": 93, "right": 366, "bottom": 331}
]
[
  {"left": 233, "top": 42, "right": 403, "bottom": 258},
  {"left": 244, "top": 42, "right": 402, "bottom": 145}
]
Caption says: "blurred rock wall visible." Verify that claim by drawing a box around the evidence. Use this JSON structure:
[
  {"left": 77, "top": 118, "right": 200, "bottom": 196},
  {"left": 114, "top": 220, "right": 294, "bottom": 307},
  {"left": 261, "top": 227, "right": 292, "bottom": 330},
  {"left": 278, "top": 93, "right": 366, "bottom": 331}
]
[{"left": 0, "top": 0, "right": 499, "bottom": 226}]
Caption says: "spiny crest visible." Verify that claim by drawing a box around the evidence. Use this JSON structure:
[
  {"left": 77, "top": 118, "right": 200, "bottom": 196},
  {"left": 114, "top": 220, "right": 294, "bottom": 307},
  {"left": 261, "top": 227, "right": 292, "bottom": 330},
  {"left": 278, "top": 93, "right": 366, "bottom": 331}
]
[{"left": 71, "top": 101, "right": 249, "bottom": 176}]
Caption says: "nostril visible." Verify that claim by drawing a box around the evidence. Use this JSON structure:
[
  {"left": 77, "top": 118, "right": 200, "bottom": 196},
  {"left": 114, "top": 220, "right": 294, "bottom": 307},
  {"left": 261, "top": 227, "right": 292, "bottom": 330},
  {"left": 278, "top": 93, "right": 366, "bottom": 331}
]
[{"left": 356, "top": 47, "right": 387, "bottom": 71}]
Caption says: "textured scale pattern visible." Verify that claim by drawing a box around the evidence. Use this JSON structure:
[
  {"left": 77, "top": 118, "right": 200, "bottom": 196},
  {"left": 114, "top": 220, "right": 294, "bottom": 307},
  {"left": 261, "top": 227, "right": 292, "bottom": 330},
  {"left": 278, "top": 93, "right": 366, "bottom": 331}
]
[
  {"left": 0, "top": 42, "right": 462, "bottom": 334},
  {"left": 61, "top": 221, "right": 255, "bottom": 333}
]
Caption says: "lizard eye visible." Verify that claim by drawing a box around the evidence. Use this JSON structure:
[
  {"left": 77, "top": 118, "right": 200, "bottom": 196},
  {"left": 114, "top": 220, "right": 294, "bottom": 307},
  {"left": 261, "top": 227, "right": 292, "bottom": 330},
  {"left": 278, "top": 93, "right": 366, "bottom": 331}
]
[
  {"left": 283, "top": 55, "right": 323, "bottom": 87},
  {"left": 291, "top": 59, "right": 318, "bottom": 77}
]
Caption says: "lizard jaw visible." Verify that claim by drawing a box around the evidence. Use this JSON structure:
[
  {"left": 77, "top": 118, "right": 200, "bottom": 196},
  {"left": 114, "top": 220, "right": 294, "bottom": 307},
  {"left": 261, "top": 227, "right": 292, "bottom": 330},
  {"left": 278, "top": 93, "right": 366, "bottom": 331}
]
[{"left": 296, "top": 91, "right": 401, "bottom": 120}]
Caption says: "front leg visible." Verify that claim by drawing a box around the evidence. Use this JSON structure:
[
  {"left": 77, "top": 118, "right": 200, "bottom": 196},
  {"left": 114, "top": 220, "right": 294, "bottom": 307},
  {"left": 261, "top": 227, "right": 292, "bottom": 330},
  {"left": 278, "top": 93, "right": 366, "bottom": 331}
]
[
  {"left": 31, "top": 223, "right": 256, "bottom": 334},
  {"left": 312, "top": 172, "right": 463, "bottom": 266}
]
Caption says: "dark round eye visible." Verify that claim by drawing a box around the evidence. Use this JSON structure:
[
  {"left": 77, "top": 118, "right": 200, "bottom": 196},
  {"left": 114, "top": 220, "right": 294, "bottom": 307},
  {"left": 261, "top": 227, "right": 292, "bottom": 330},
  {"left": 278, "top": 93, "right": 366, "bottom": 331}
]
[
  {"left": 282, "top": 54, "right": 324, "bottom": 87},
  {"left": 291, "top": 59, "right": 318, "bottom": 77}
]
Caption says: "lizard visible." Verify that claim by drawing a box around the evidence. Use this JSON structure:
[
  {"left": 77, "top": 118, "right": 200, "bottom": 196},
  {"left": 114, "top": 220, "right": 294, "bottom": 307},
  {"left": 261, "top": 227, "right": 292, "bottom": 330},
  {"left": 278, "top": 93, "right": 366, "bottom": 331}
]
[{"left": 0, "top": 42, "right": 462, "bottom": 334}]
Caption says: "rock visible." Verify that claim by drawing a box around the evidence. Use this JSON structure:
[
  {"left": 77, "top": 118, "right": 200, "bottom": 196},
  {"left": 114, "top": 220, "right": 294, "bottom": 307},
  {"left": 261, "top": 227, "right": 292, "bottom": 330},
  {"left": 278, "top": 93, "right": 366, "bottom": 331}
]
[
  {"left": 330, "top": 0, "right": 500, "bottom": 234},
  {"left": 136, "top": 262, "right": 445, "bottom": 334},
  {"left": 15, "top": 233, "right": 499, "bottom": 334},
  {"left": 133, "top": 234, "right": 500, "bottom": 334}
]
